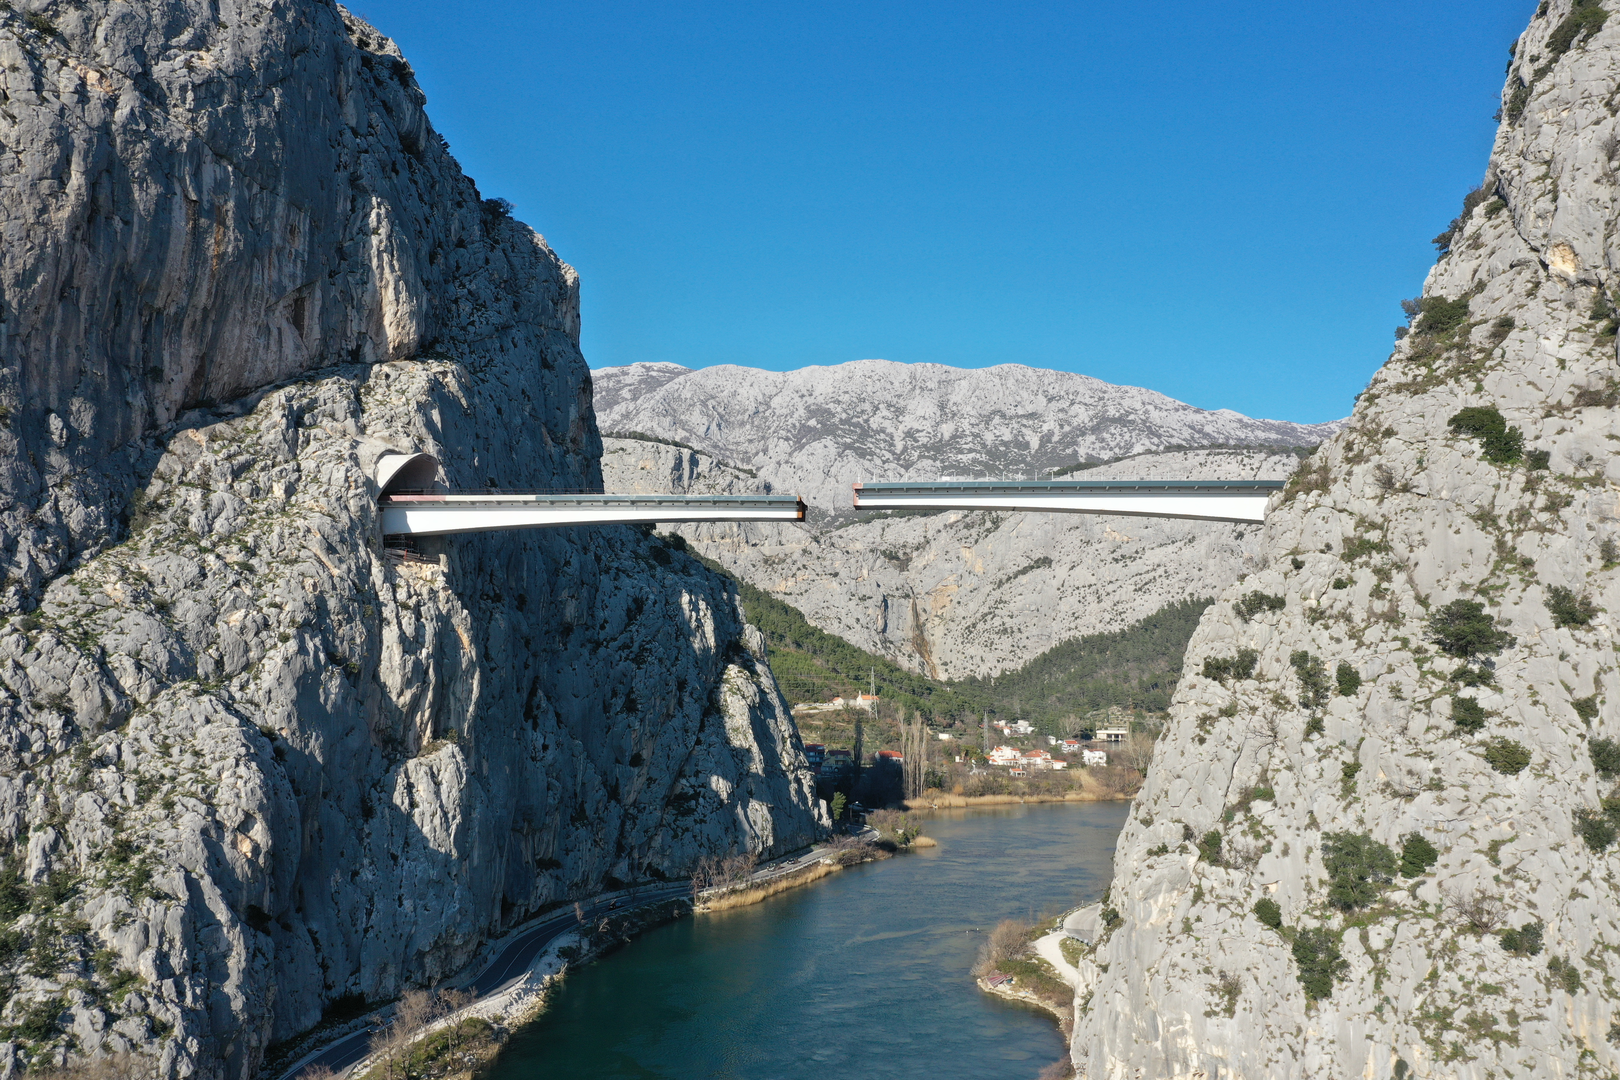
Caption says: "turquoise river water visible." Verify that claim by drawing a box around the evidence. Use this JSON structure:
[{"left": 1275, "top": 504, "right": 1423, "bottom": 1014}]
[{"left": 486, "top": 800, "right": 1129, "bottom": 1080}]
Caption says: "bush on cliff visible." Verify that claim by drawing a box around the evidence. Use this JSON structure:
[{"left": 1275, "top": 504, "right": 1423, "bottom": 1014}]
[
  {"left": 1399, "top": 833, "right": 1440, "bottom": 877},
  {"left": 1253, "top": 897, "right": 1283, "bottom": 929},
  {"left": 1335, "top": 662, "right": 1362, "bottom": 697},
  {"left": 1427, "top": 599, "right": 1512, "bottom": 659},
  {"left": 1546, "top": 585, "right": 1598, "bottom": 628},
  {"left": 1447, "top": 406, "right": 1524, "bottom": 465},
  {"left": 1291, "top": 927, "right": 1347, "bottom": 1001},
  {"left": 1451, "top": 695, "right": 1488, "bottom": 734},
  {"left": 1322, "top": 832, "right": 1397, "bottom": 911},
  {"left": 1590, "top": 737, "right": 1620, "bottom": 777},
  {"left": 1289, "top": 651, "right": 1330, "bottom": 708},
  {"left": 1202, "top": 648, "right": 1258, "bottom": 684},
  {"left": 1233, "top": 592, "right": 1285, "bottom": 622}
]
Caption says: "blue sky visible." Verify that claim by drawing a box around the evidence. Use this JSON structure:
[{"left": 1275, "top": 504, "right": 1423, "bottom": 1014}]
[{"left": 358, "top": 1, "right": 1534, "bottom": 424}]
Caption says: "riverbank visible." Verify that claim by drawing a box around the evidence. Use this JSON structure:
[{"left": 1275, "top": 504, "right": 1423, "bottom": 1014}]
[
  {"left": 483, "top": 800, "right": 1123, "bottom": 1080},
  {"left": 696, "top": 833, "right": 933, "bottom": 913},
  {"left": 906, "top": 791, "right": 1130, "bottom": 810},
  {"left": 293, "top": 835, "right": 915, "bottom": 1078}
]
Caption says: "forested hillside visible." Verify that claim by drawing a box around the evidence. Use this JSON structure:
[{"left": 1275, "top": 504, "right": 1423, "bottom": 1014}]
[{"left": 680, "top": 538, "right": 1206, "bottom": 732}]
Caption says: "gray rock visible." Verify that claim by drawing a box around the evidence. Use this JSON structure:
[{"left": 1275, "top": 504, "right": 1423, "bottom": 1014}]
[
  {"left": 1072, "top": 3, "right": 1620, "bottom": 1075},
  {"left": 0, "top": 4, "right": 824, "bottom": 1078}
]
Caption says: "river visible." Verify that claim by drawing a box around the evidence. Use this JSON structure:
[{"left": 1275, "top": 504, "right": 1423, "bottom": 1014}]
[{"left": 486, "top": 800, "right": 1129, "bottom": 1080}]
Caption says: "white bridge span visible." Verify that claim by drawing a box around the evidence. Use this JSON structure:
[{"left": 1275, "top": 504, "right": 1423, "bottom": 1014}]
[
  {"left": 375, "top": 452, "right": 805, "bottom": 536},
  {"left": 852, "top": 479, "right": 1285, "bottom": 524},
  {"left": 373, "top": 455, "right": 1284, "bottom": 537}
]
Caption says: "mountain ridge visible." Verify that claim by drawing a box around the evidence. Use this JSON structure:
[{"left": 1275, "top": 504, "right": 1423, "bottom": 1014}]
[{"left": 593, "top": 358, "right": 1345, "bottom": 511}]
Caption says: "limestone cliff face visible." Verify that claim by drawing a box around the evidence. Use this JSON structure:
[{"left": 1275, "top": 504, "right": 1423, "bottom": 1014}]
[
  {"left": 0, "top": 4, "right": 822, "bottom": 1078},
  {"left": 1071, "top": 4, "right": 1620, "bottom": 1077}
]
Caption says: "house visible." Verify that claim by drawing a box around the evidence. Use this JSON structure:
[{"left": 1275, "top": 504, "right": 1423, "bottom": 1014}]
[
  {"left": 936, "top": 732, "right": 954, "bottom": 740},
  {"left": 1008, "top": 767, "right": 1027, "bottom": 778},
  {"left": 803, "top": 743, "right": 826, "bottom": 770},
  {"left": 1096, "top": 726, "right": 1129, "bottom": 743},
  {"left": 853, "top": 693, "right": 880, "bottom": 712},
  {"left": 875, "top": 749, "right": 904, "bottom": 766},
  {"left": 1046, "top": 735, "right": 1057, "bottom": 746},
  {"left": 987, "top": 745, "right": 1022, "bottom": 766},
  {"left": 1061, "top": 739, "right": 1083, "bottom": 751},
  {"left": 1081, "top": 749, "right": 1108, "bottom": 767}
]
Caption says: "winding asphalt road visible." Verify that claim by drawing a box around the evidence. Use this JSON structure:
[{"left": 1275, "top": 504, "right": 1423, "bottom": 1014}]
[
  {"left": 280, "top": 883, "right": 690, "bottom": 1079},
  {"left": 279, "top": 843, "right": 841, "bottom": 1078}
]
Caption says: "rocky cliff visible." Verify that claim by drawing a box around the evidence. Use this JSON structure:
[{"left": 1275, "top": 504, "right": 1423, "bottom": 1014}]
[
  {"left": 0, "top": 3, "right": 822, "bottom": 1078},
  {"left": 1070, "top": 3, "right": 1620, "bottom": 1076}
]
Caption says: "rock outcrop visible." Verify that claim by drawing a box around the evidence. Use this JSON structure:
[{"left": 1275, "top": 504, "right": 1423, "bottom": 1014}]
[
  {"left": 1071, "top": 3, "right": 1620, "bottom": 1076},
  {"left": 0, "top": 4, "right": 822, "bottom": 1078},
  {"left": 604, "top": 436, "right": 1299, "bottom": 679}
]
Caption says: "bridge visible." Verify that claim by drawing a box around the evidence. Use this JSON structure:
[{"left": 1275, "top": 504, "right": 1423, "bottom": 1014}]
[
  {"left": 851, "top": 479, "right": 1284, "bottom": 524},
  {"left": 373, "top": 455, "right": 1283, "bottom": 538},
  {"left": 374, "top": 453, "right": 805, "bottom": 536}
]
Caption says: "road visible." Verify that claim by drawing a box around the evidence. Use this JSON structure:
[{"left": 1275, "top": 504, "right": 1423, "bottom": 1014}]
[
  {"left": 279, "top": 841, "right": 845, "bottom": 1079},
  {"left": 281, "top": 883, "right": 689, "bottom": 1078}
]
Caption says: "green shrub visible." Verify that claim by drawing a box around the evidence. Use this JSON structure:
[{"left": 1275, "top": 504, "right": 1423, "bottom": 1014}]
[
  {"left": 1234, "top": 592, "right": 1286, "bottom": 622},
  {"left": 1527, "top": 449, "right": 1551, "bottom": 471},
  {"left": 1416, "top": 295, "right": 1471, "bottom": 333},
  {"left": 0, "top": 863, "right": 26, "bottom": 921},
  {"left": 1304, "top": 715, "right": 1325, "bottom": 738},
  {"left": 1450, "top": 663, "right": 1495, "bottom": 687},
  {"left": 1291, "top": 926, "right": 1347, "bottom": 1000},
  {"left": 1546, "top": 585, "right": 1597, "bottom": 628},
  {"left": 7, "top": 995, "right": 62, "bottom": 1042},
  {"left": 1428, "top": 599, "right": 1512, "bottom": 658},
  {"left": 1340, "top": 536, "right": 1387, "bottom": 562},
  {"left": 1483, "top": 737, "right": 1532, "bottom": 775},
  {"left": 1399, "top": 833, "right": 1439, "bottom": 877},
  {"left": 1500, "top": 920, "right": 1544, "bottom": 956},
  {"left": 1321, "top": 831, "right": 1397, "bottom": 911},
  {"left": 1602, "top": 539, "right": 1620, "bottom": 568},
  {"left": 1431, "top": 191, "right": 1490, "bottom": 257},
  {"left": 1448, "top": 406, "right": 1524, "bottom": 464},
  {"left": 1335, "top": 662, "right": 1361, "bottom": 697},
  {"left": 1590, "top": 737, "right": 1620, "bottom": 776},
  {"left": 1331, "top": 577, "right": 1352, "bottom": 590},
  {"left": 1451, "top": 695, "right": 1488, "bottom": 734},
  {"left": 1253, "top": 897, "right": 1283, "bottom": 929},
  {"left": 1575, "top": 696, "right": 1602, "bottom": 723},
  {"left": 1340, "top": 760, "right": 1362, "bottom": 797},
  {"left": 1290, "top": 651, "right": 1330, "bottom": 708},
  {"left": 1576, "top": 808, "right": 1618, "bottom": 851},
  {"left": 1198, "top": 830, "right": 1223, "bottom": 864},
  {"left": 1548, "top": 955, "right": 1584, "bottom": 993},
  {"left": 1202, "top": 648, "right": 1259, "bottom": 684},
  {"left": 22, "top": 12, "right": 56, "bottom": 35},
  {"left": 1547, "top": 0, "right": 1608, "bottom": 59}
]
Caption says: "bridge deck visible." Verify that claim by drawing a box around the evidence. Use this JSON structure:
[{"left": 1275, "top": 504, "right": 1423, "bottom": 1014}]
[
  {"left": 380, "top": 493, "right": 806, "bottom": 537},
  {"left": 852, "top": 479, "right": 1285, "bottom": 525}
]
